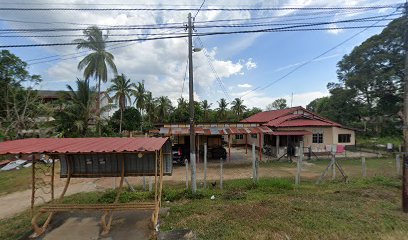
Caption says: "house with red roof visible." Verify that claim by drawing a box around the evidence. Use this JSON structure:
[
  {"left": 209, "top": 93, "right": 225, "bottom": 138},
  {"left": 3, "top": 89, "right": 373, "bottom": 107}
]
[{"left": 235, "top": 106, "right": 355, "bottom": 157}]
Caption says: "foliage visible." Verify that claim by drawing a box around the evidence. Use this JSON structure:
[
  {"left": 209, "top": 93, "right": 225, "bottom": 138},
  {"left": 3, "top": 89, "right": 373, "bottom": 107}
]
[
  {"left": 266, "top": 98, "right": 288, "bottom": 110},
  {"left": 108, "top": 107, "right": 141, "bottom": 132},
  {"left": 54, "top": 78, "right": 98, "bottom": 137},
  {"left": 106, "top": 74, "right": 135, "bottom": 133},
  {"left": 307, "top": 17, "right": 404, "bottom": 137},
  {"left": 0, "top": 50, "right": 46, "bottom": 139},
  {"left": 230, "top": 98, "right": 247, "bottom": 121}
]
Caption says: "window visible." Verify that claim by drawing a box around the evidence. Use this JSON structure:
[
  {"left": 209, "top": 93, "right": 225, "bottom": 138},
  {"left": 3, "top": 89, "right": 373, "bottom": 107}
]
[
  {"left": 338, "top": 134, "right": 351, "bottom": 143},
  {"left": 235, "top": 134, "right": 243, "bottom": 140},
  {"left": 251, "top": 134, "right": 257, "bottom": 139},
  {"left": 312, "top": 133, "right": 323, "bottom": 143}
]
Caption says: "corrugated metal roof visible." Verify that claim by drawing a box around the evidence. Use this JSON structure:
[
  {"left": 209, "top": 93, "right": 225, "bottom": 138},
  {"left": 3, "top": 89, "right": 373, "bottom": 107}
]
[
  {"left": 241, "top": 107, "right": 298, "bottom": 123},
  {"left": 160, "top": 126, "right": 272, "bottom": 136},
  {"left": 0, "top": 137, "right": 169, "bottom": 155},
  {"left": 278, "top": 119, "right": 339, "bottom": 127},
  {"left": 267, "top": 130, "right": 312, "bottom": 136}
]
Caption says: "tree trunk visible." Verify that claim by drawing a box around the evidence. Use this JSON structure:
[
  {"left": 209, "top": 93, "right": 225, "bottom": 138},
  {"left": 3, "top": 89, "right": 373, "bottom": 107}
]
[
  {"left": 97, "top": 78, "right": 101, "bottom": 136},
  {"left": 119, "top": 108, "right": 123, "bottom": 134}
]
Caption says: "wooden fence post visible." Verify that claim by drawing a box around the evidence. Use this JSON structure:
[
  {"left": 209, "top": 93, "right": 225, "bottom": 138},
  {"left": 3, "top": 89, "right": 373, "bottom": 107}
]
[
  {"left": 185, "top": 159, "right": 189, "bottom": 189},
  {"left": 362, "top": 157, "right": 366, "bottom": 177},
  {"left": 220, "top": 158, "right": 223, "bottom": 190},
  {"left": 332, "top": 154, "right": 336, "bottom": 180},
  {"left": 252, "top": 143, "right": 256, "bottom": 183},
  {"left": 204, "top": 143, "right": 207, "bottom": 189},
  {"left": 397, "top": 154, "right": 401, "bottom": 176},
  {"left": 296, "top": 141, "right": 303, "bottom": 185}
]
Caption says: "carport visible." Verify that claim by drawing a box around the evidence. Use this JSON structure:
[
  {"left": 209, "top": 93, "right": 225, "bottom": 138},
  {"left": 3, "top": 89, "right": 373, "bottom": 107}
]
[
  {"left": 0, "top": 137, "right": 172, "bottom": 237},
  {"left": 159, "top": 123, "right": 272, "bottom": 161}
]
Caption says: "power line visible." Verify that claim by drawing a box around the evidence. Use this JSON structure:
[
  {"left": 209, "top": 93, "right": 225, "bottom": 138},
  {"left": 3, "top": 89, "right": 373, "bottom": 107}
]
[
  {"left": 241, "top": 10, "right": 398, "bottom": 99},
  {"left": 0, "top": 5, "right": 402, "bottom": 11},
  {"left": 0, "top": 25, "right": 391, "bottom": 48},
  {"left": 195, "top": 36, "right": 232, "bottom": 101},
  {"left": 0, "top": 14, "right": 398, "bottom": 35},
  {"left": 194, "top": 0, "right": 206, "bottom": 19},
  {"left": 181, "top": 58, "right": 189, "bottom": 98}
]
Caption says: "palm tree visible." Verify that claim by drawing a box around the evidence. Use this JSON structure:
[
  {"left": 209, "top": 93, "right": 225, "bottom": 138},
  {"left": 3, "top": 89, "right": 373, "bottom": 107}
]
[
  {"left": 133, "top": 81, "right": 146, "bottom": 114},
  {"left": 55, "top": 78, "right": 96, "bottom": 136},
  {"left": 106, "top": 74, "right": 135, "bottom": 133},
  {"left": 201, "top": 100, "right": 212, "bottom": 122},
  {"left": 231, "top": 98, "right": 247, "bottom": 120},
  {"left": 217, "top": 98, "right": 229, "bottom": 121},
  {"left": 156, "top": 96, "right": 172, "bottom": 121},
  {"left": 73, "top": 26, "right": 117, "bottom": 134},
  {"left": 144, "top": 91, "right": 155, "bottom": 123}
]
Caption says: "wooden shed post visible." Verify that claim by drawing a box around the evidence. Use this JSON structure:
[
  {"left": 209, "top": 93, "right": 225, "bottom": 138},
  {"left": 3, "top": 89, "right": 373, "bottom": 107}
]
[
  {"left": 276, "top": 135, "right": 280, "bottom": 157},
  {"left": 31, "top": 154, "right": 35, "bottom": 216},
  {"left": 51, "top": 158, "right": 55, "bottom": 201},
  {"left": 197, "top": 135, "right": 200, "bottom": 164}
]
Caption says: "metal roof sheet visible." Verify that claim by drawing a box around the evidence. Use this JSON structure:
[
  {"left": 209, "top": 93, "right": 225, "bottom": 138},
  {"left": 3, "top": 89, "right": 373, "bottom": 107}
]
[
  {"left": 267, "top": 130, "right": 312, "bottom": 136},
  {"left": 0, "top": 137, "right": 169, "bottom": 155},
  {"left": 278, "top": 119, "right": 339, "bottom": 127},
  {"left": 241, "top": 107, "right": 298, "bottom": 123}
]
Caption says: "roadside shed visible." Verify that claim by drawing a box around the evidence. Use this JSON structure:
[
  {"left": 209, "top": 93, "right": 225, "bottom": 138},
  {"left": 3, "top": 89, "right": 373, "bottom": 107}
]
[{"left": 0, "top": 137, "right": 172, "bottom": 237}]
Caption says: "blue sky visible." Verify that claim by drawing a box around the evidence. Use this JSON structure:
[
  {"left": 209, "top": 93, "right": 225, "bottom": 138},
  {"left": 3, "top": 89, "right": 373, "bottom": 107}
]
[{"left": 0, "top": 0, "right": 403, "bottom": 109}]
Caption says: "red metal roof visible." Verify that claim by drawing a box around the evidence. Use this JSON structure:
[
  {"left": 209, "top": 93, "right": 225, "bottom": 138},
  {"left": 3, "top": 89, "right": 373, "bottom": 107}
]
[
  {"left": 241, "top": 107, "right": 298, "bottom": 123},
  {"left": 278, "top": 119, "right": 339, "bottom": 127},
  {"left": 160, "top": 126, "right": 272, "bottom": 136},
  {"left": 0, "top": 137, "right": 169, "bottom": 155},
  {"left": 267, "top": 130, "right": 312, "bottom": 136}
]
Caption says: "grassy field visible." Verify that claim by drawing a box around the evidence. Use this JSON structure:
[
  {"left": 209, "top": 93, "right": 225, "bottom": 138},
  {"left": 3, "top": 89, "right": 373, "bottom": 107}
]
[
  {"left": 0, "top": 167, "right": 32, "bottom": 196},
  {"left": 1, "top": 176, "right": 408, "bottom": 240}
]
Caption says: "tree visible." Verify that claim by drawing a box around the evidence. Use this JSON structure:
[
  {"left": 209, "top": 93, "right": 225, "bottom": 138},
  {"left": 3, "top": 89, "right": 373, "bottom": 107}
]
[
  {"left": 156, "top": 96, "right": 173, "bottom": 121},
  {"left": 0, "top": 50, "right": 44, "bottom": 138},
  {"left": 216, "top": 98, "right": 229, "bottom": 121},
  {"left": 54, "top": 78, "right": 97, "bottom": 137},
  {"left": 109, "top": 107, "right": 141, "bottom": 132},
  {"left": 309, "top": 17, "right": 405, "bottom": 136},
  {"left": 266, "top": 98, "right": 288, "bottom": 110},
  {"left": 230, "top": 98, "right": 247, "bottom": 120},
  {"left": 144, "top": 91, "right": 156, "bottom": 124},
  {"left": 201, "top": 100, "right": 212, "bottom": 122},
  {"left": 74, "top": 26, "right": 117, "bottom": 134},
  {"left": 106, "top": 74, "right": 135, "bottom": 133},
  {"left": 243, "top": 107, "right": 263, "bottom": 119}
]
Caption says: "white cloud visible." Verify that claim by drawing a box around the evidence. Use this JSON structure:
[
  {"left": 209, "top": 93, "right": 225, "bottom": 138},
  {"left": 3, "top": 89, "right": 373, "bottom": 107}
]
[
  {"left": 245, "top": 58, "right": 257, "bottom": 70},
  {"left": 234, "top": 90, "right": 329, "bottom": 110},
  {"left": 238, "top": 83, "right": 252, "bottom": 88}
]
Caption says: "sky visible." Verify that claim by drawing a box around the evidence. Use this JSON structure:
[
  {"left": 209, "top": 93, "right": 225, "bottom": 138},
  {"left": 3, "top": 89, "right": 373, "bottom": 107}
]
[{"left": 0, "top": 0, "right": 404, "bottom": 110}]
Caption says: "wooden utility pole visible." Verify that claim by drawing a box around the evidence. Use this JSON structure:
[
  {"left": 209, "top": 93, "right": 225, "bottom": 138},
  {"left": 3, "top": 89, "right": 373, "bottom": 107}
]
[
  {"left": 403, "top": 1, "right": 408, "bottom": 212},
  {"left": 187, "top": 12, "right": 197, "bottom": 193}
]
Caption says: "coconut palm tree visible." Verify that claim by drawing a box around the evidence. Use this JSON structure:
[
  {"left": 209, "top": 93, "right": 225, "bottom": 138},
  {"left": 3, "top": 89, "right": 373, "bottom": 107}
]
[
  {"left": 156, "top": 96, "right": 172, "bottom": 121},
  {"left": 144, "top": 91, "right": 155, "bottom": 123},
  {"left": 106, "top": 74, "right": 135, "bottom": 133},
  {"left": 217, "top": 98, "right": 229, "bottom": 121},
  {"left": 55, "top": 78, "right": 97, "bottom": 136},
  {"left": 201, "top": 100, "right": 212, "bottom": 122},
  {"left": 231, "top": 98, "right": 247, "bottom": 120},
  {"left": 133, "top": 81, "right": 146, "bottom": 114},
  {"left": 73, "top": 26, "right": 117, "bottom": 134}
]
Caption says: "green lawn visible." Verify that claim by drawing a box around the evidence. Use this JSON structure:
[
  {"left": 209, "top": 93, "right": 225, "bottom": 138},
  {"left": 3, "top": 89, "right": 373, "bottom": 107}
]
[
  {"left": 0, "top": 167, "right": 32, "bottom": 196},
  {"left": 1, "top": 176, "right": 408, "bottom": 240}
]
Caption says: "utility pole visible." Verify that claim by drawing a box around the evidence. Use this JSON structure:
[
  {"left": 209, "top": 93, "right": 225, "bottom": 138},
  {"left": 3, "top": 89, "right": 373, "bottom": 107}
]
[
  {"left": 403, "top": 1, "right": 408, "bottom": 213},
  {"left": 187, "top": 12, "right": 197, "bottom": 193}
]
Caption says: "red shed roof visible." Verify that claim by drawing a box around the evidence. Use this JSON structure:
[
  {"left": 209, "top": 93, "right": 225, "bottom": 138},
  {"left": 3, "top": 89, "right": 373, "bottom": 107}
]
[
  {"left": 267, "top": 130, "right": 312, "bottom": 136},
  {"left": 278, "top": 119, "right": 339, "bottom": 127},
  {"left": 241, "top": 107, "right": 297, "bottom": 123},
  {"left": 0, "top": 137, "right": 169, "bottom": 155}
]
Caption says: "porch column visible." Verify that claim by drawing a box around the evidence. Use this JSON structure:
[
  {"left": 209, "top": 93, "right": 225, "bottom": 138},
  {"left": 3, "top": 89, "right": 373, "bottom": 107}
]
[
  {"left": 245, "top": 134, "right": 248, "bottom": 155},
  {"left": 276, "top": 135, "right": 280, "bottom": 157},
  {"left": 197, "top": 135, "right": 200, "bottom": 164}
]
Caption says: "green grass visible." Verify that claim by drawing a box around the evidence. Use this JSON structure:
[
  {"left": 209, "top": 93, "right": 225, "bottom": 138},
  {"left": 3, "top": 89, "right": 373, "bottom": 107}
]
[
  {"left": 160, "top": 177, "right": 408, "bottom": 240},
  {"left": 1, "top": 177, "right": 408, "bottom": 240},
  {"left": 0, "top": 167, "right": 32, "bottom": 196}
]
